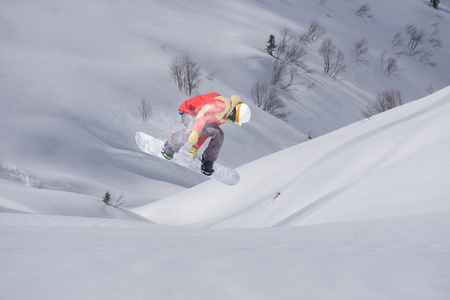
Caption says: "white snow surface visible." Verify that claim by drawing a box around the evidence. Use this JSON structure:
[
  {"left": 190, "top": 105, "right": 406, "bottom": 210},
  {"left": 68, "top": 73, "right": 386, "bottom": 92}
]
[
  {"left": 1, "top": 0, "right": 450, "bottom": 299},
  {"left": 134, "top": 88, "right": 450, "bottom": 229}
]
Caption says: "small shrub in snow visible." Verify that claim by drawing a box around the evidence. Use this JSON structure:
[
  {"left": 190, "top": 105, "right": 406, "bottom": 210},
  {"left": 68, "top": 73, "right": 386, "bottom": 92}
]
[
  {"left": 33, "top": 179, "right": 46, "bottom": 189},
  {"left": 138, "top": 98, "right": 152, "bottom": 124},
  {"left": 380, "top": 51, "right": 399, "bottom": 76},
  {"left": 404, "top": 24, "right": 426, "bottom": 55},
  {"left": 391, "top": 32, "right": 404, "bottom": 48},
  {"left": 300, "top": 18, "right": 327, "bottom": 44},
  {"left": 392, "top": 23, "right": 438, "bottom": 66},
  {"left": 355, "top": 4, "right": 372, "bottom": 18},
  {"left": 353, "top": 38, "right": 369, "bottom": 66},
  {"left": 362, "top": 88, "right": 403, "bottom": 118},
  {"left": 426, "top": 82, "right": 436, "bottom": 94},
  {"left": 428, "top": 23, "right": 442, "bottom": 49}
]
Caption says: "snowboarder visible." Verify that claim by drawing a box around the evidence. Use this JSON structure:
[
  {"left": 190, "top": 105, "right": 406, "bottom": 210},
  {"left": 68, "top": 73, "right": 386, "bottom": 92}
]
[{"left": 162, "top": 92, "right": 251, "bottom": 176}]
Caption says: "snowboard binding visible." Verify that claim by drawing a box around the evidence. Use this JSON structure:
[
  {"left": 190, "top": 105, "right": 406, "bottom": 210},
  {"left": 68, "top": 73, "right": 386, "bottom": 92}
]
[
  {"left": 201, "top": 158, "right": 214, "bottom": 176},
  {"left": 161, "top": 142, "right": 174, "bottom": 160}
]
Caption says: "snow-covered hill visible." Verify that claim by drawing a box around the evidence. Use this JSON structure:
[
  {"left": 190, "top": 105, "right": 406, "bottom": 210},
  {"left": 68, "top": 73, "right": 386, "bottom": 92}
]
[
  {"left": 2, "top": 211, "right": 449, "bottom": 299},
  {"left": 134, "top": 87, "right": 450, "bottom": 228},
  {"left": 1, "top": 0, "right": 450, "bottom": 299},
  {"left": 1, "top": 0, "right": 449, "bottom": 197}
]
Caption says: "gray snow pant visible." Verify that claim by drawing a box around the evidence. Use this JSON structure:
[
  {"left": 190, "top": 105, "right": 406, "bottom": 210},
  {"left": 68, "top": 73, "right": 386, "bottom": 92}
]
[{"left": 167, "top": 113, "right": 224, "bottom": 162}]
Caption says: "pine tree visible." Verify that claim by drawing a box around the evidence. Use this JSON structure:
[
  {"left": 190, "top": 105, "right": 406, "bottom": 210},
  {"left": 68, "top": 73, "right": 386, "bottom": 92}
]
[
  {"left": 265, "top": 34, "right": 276, "bottom": 56},
  {"left": 430, "top": 0, "right": 440, "bottom": 9},
  {"left": 102, "top": 191, "right": 111, "bottom": 205}
]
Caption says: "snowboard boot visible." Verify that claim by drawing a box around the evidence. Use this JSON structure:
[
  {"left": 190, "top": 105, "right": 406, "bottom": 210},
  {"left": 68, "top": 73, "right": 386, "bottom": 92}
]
[
  {"left": 161, "top": 142, "right": 174, "bottom": 160},
  {"left": 201, "top": 157, "right": 214, "bottom": 176}
]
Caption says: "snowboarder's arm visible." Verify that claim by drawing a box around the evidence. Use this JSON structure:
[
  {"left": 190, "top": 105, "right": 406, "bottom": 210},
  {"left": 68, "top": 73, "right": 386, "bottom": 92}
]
[
  {"left": 189, "top": 104, "right": 214, "bottom": 144},
  {"left": 191, "top": 104, "right": 212, "bottom": 134}
]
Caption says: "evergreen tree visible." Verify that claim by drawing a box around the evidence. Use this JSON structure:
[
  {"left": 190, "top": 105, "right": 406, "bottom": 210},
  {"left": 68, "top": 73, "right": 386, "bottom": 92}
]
[
  {"left": 265, "top": 34, "right": 276, "bottom": 56},
  {"left": 430, "top": 0, "right": 440, "bottom": 9},
  {"left": 102, "top": 191, "right": 111, "bottom": 205}
]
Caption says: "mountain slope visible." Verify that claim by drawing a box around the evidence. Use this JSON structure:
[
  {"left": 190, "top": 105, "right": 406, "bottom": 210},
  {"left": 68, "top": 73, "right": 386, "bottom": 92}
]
[
  {"left": 2, "top": 87, "right": 450, "bottom": 299},
  {"left": 133, "top": 86, "right": 450, "bottom": 228},
  {"left": 2, "top": 211, "right": 448, "bottom": 300},
  {"left": 1, "top": 0, "right": 449, "bottom": 201},
  {"left": 1, "top": 1, "right": 450, "bottom": 298}
]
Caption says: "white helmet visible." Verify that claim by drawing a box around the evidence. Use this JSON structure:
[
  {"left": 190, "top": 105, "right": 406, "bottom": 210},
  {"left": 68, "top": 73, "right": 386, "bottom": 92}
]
[{"left": 235, "top": 103, "right": 251, "bottom": 126}]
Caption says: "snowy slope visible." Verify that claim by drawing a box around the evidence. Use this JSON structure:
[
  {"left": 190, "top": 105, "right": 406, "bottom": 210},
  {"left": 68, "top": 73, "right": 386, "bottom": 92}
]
[
  {"left": 2, "top": 212, "right": 449, "bottom": 299},
  {"left": 1, "top": 1, "right": 450, "bottom": 299},
  {"left": 133, "top": 87, "right": 450, "bottom": 228},
  {"left": 1, "top": 0, "right": 450, "bottom": 200}
]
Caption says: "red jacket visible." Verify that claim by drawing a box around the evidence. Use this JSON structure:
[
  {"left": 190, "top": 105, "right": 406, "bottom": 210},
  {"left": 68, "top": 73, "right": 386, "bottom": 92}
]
[{"left": 179, "top": 93, "right": 241, "bottom": 148}]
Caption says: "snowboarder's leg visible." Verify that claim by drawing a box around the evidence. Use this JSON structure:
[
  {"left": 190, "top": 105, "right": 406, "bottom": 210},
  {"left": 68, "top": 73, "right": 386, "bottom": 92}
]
[
  {"left": 200, "top": 123, "right": 224, "bottom": 162},
  {"left": 167, "top": 114, "right": 196, "bottom": 153}
]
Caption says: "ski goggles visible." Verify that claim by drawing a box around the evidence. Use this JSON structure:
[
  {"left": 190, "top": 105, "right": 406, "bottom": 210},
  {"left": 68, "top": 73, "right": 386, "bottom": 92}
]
[{"left": 233, "top": 104, "right": 241, "bottom": 125}]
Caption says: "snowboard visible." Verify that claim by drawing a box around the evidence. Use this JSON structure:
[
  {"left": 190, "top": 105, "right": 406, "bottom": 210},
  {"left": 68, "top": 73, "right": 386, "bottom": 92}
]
[{"left": 135, "top": 131, "right": 240, "bottom": 186}]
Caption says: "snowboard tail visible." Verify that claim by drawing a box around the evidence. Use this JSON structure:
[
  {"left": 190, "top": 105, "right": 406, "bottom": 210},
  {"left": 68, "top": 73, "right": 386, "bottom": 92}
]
[{"left": 135, "top": 132, "right": 240, "bottom": 185}]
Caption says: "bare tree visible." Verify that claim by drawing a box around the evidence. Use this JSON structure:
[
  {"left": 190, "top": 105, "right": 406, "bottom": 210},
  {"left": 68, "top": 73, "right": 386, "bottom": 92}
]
[
  {"left": 271, "top": 59, "right": 284, "bottom": 87},
  {"left": 170, "top": 56, "right": 184, "bottom": 91},
  {"left": 138, "top": 98, "right": 152, "bottom": 124},
  {"left": 331, "top": 50, "right": 346, "bottom": 80},
  {"left": 393, "top": 23, "right": 439, "bottom": 65},
  {"left": 282, "top": 67, "right": 297, "bottom": 90},
  {"left": 385, "top": 56, "right": 399, "bottom": 76},
  {"left": 319, "top": 39, "right": 334, "bottom": 74},
  {"left": 418, "top": 49, "right": 435, "bottom": 67},
  {"left": 391, "top": 32, "right": 404, "bottom": 48},
  {"left": 307, "top": 19, "right": 327, "bottom": 42},
  {"left": 362, "top": 88, "right": 403, "bottom": 118},
  {"left": 428, "top": 23, "right": 442, "bottom": 49},
  {"left": 353, "top": 38, "right": 369, "bottom": 65},
  {"left": 270, "top": 27, "right": 308, "bottom": 88},
  {"left": 112, "top": 194, "right": 125, "bottom": 208},
  {"left": 355, "top": 4, "right": 372, "bottom": 18},
  {"left": 299, "top": 18, "right": 326, "bottom": 44},
  {"left": 251, "top": 80, "right": 267, "bottom": 108},
  {"left": 182, "top": 55, "right": 201, "bottom": 96},
  {"left": 380, "top": 51, "right": 399, "bottom": 76},
  {"left": 319, "top": 38, "right": 346, "bottom": 80},
  {"left": 404, "top": 24, "right": 426, "bottom": 55},
  {"left": 170, "top": 54, "right": 201, "bottom": 96},
  {"left": 250, "top": 80, "right": 290, "bottom": 120}
]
